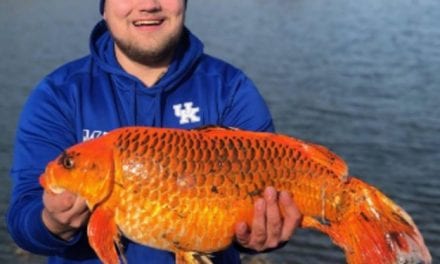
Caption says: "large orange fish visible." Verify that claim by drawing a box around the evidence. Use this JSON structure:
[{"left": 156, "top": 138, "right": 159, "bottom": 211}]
[{"left": 39, "top": 126, "right": 432, "bottom": 264}]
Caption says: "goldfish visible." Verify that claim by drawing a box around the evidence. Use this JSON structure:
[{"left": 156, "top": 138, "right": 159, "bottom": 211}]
[{"left": 39, "top": 126, "right": 432, "bottom": 264}]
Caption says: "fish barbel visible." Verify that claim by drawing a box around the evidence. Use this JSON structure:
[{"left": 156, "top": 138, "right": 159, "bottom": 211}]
[{"left": 39, "top": 126, "right": 432, "bottom": 264}]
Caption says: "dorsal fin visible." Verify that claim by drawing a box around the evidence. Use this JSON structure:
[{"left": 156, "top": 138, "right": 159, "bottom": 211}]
[
  {"left": 306, "top": 143, "right": 349, "bottom": 182},
  {"left": 270, "top": 134, "right": 349, "bottom": 182},
  {"left": 193, "top": 126, "right": 349, "bottom": 181},
  {"left": 192, "top": 125, "right": 239, "bottom": 132}
]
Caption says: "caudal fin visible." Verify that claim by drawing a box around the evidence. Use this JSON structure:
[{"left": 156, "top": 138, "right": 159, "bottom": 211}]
[{"left": 303, "top": 178, "right": 432, "bottom": 264}]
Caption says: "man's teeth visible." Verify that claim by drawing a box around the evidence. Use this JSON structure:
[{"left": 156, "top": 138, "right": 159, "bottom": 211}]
[
  {"left": 134, "top": 20, "right": 161, "bottom": 26},
  {"left": 50, "top": 186, "right": 66, "bottom": 194}
]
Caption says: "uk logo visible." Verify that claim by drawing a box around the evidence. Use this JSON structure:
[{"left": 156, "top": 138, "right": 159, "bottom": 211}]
[
  {"left": 173, "top": 102, "right": 201, "bottom": 124},
  {"left": 82, "top": 129, "right": 107, "bottom": 141}
]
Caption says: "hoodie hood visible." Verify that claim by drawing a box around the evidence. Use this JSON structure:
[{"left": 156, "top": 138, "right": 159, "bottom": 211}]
[
  {"left": 88, "top": 20, "right": 204, "bottom": 127},
  {"left": 89, "top": 20, "right": 204, "bottom": 94}
]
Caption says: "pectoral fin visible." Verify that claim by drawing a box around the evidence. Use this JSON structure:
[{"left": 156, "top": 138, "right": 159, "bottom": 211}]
[{"left": 88, "top": 206, "right": 124, "bottom": 264}]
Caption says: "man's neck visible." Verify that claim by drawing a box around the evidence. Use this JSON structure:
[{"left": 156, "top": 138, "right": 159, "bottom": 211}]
[{"left": 115, "top": 47, "right": 171, "bottom": 87}]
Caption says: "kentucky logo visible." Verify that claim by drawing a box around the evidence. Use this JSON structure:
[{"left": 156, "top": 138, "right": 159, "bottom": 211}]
[
  {"left": 83, "top": 129, "right": 108, "bottom": 141},
  {"left": 173, "top": 102, "right": 201, "bottom": 124}
]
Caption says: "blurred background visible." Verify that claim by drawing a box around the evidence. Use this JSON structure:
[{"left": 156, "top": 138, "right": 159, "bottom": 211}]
[{"left": 1, "top": 0, "right": 439, "bottom": 263}]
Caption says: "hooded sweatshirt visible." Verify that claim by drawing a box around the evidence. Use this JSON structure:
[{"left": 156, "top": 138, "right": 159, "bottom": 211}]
[{"left": 6, "top": 21, "right": 274, "bottom": 263}]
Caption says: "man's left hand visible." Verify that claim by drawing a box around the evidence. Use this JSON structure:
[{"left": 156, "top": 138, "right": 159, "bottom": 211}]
[{"left": 235, "top": 187, "right": 302, "bottom": 252}]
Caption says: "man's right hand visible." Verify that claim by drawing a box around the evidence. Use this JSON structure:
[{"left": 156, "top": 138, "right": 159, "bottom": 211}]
[{"left": 42, "top": 190, "right": 91, "bottom": 241}]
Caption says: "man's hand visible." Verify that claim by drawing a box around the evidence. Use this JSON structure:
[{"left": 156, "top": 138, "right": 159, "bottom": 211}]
[
  {"left": 235, "top": 187, "right": 301, "bottom": 252},
  {"left": 42, "top": 190, "right": 91, "bottom": 241}
]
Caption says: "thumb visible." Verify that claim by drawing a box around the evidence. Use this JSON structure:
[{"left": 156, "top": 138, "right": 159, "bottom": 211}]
[{"left": 43, "top": 190, "right": 77, "bottom": 213}]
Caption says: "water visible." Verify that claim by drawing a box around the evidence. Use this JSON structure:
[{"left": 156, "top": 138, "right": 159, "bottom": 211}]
[{"left": 1, "top": 0, "right": 439, "bottom": 263}]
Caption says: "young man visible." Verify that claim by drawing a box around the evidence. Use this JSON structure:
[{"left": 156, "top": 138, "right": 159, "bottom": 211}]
[{"left": 7, "top": 0, "right": 301, "bottom": 263}]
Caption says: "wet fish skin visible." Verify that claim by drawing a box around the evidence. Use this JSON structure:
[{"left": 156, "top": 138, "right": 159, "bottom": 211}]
[{"left": 39, "top": 126, "right": 432, "bottom": 264}]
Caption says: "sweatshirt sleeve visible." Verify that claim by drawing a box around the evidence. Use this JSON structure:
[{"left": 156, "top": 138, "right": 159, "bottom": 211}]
[
  {"left": 220, "top": 72, "right": 275, "bottom": 133},
  {"left": 6, "top": 78, "right": 82, "bottom": 255}
]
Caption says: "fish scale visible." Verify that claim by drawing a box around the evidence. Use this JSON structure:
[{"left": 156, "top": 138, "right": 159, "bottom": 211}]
[
  {"left": 117, "top": 130, "right": 237, "bottom": 252},
  {"left": 116, "top": 128, "right": 353, "bottom": 245},
  {"left": 113, "top": 128, "right": 307, "bottom": 252},
  {"left": 39, "top": 126, "right": 432, "bottom": 264}
]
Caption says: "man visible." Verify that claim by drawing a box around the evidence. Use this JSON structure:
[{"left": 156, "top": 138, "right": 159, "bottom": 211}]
[{"left": 7, "top": 0, "right": 301, "bottom": 263}]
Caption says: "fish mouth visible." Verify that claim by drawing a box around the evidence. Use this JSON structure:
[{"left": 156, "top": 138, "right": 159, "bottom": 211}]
[
  {"left": 49, "top": 186, "right": 66, "bottom": 194},
  {"left": 39, "top": 169, "right": 66, "bottom": 194},
  {"left": 39, "top": 174, "right": 48, "bottom": 189}
]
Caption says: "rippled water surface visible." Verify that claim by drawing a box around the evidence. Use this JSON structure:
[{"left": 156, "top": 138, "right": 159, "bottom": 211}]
[{"left": 1, "top": 0, "right": 439, "bottom": 263}]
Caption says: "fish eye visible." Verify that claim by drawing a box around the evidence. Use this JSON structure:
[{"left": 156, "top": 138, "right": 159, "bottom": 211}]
[{"left": 62, "top": 156, "right": 74, "bottom": 169}]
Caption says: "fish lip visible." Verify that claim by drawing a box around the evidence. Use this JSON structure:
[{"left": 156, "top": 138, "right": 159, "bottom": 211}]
[
  {"left": 40, "top": 166, "right": 66, "bottom": 194},
  {"left": 39, "top": 174, "right": 48, "bottom": 189},
  {"left": 49, "top": 186, "right": 66, "bottom": 194}
]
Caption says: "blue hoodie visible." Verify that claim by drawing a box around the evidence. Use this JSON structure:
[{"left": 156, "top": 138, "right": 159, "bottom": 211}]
[{"left": 7, "top": 21, "right": 274, "bottom": 263}]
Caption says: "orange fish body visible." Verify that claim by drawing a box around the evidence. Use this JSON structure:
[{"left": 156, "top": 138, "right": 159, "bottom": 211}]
[{"left": 39, "top": 126, "right": 432, "bottom": 264}]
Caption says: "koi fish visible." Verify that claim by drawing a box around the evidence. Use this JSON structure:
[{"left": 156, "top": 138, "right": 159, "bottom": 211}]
[{"left": 39, "top": 126, "right": 432, "bottom": 264}]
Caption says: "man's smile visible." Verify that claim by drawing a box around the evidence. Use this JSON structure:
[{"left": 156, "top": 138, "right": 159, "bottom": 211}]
[{"left": 133, "top": 19, "right": 164, "bottom": 27}]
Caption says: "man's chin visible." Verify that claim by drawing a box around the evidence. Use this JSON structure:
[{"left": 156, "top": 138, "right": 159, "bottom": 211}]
[{"left": 115, "top": 37, "right": 179, "bottom": 66}]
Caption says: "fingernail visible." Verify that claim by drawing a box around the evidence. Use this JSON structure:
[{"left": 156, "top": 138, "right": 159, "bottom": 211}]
[{"left": 265, "top": 187, "right": 276, "bottom": 201}]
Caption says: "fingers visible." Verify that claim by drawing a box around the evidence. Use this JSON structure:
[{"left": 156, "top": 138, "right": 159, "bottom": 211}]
[
  {"left": 69, "top": 207, "right": 91, "bottom": 229},
  {"left": 42, "top": 190, "right": 90, "bottom": 239},
  {"left": 279, "top": 191, "right": 301, "bottom": 241},
  {"left": 264, "top": 187, "right": 283, "bottom": 248},
  {"left": 70, "top": 196, "right": 90, "bottom": 215},
  {"left": 43, "top": 190, "right": 89, "bottom": 216},
  {"left": 234, "top": 221, "right": 250, "bottom": 246},
  {"left": 234, "top": 187, "right": 302, "bottom": 252},
  {"left": 43, "top": 190, "right": 77, "bottom": 213},
  {"left": 235, "top": 198, "right": 266, "bottom": 250},
  {"left": 67, "top": 196, "right": 91, "bottom": 228},
  {"left": 249, "top": 198, "right": 267, "bottom": 250},
  {"left": 49, "top": 194, "right": 89, "bottom": 225}
]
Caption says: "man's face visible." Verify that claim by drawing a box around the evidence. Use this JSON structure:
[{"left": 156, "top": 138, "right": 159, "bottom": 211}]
[{"left": 103, "top": 0, "right": 186, "bottom": 65}]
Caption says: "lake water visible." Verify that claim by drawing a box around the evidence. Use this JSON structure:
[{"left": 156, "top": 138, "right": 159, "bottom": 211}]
[{"left": 1, "top": 0, "right": 439, "bottom": 263}]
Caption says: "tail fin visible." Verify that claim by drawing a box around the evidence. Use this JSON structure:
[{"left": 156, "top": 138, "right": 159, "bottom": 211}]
[{"left": 303, "top": 178, "right": 432, "bottom": 264}]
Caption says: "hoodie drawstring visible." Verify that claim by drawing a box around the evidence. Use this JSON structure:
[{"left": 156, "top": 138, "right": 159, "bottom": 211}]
[{"left": 154, "top": 88, "right": 165, "bottom": 127}]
